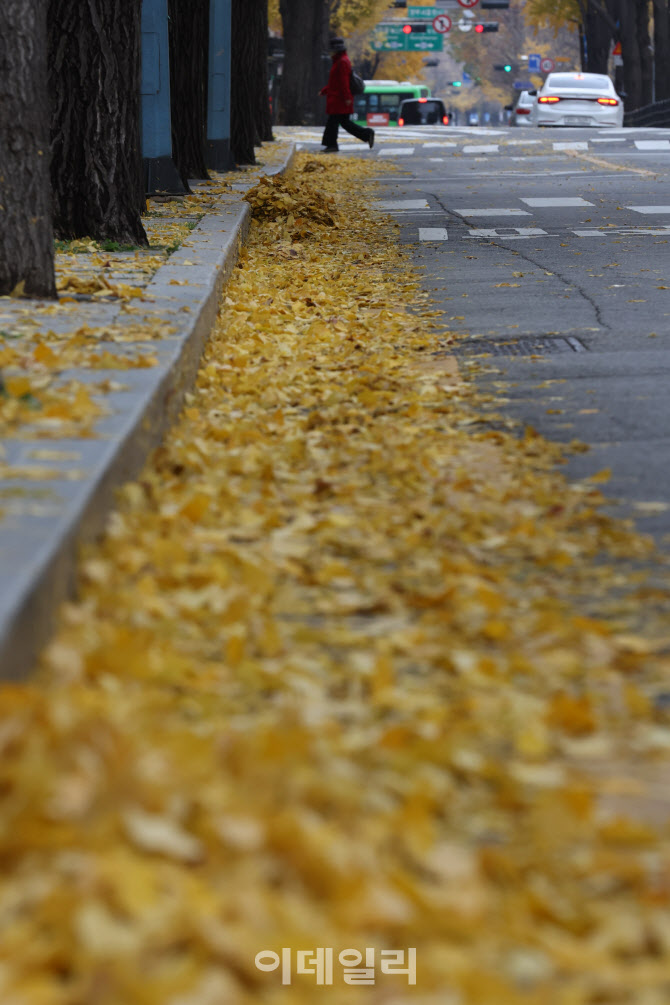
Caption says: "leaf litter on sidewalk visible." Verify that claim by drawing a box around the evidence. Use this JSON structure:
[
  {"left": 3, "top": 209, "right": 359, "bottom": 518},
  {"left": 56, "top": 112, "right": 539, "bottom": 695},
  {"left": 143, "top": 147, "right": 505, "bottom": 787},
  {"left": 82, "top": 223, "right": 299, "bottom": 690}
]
[{"left": 1, "top": 153, "right": 670, "bottom": 1004}]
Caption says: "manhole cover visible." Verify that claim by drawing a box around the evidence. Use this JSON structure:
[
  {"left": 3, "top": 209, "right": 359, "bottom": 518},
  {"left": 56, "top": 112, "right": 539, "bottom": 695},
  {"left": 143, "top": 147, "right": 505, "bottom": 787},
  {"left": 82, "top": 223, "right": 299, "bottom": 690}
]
[{"left": 453, "top": 335, "right": 586, "bottom": 357}]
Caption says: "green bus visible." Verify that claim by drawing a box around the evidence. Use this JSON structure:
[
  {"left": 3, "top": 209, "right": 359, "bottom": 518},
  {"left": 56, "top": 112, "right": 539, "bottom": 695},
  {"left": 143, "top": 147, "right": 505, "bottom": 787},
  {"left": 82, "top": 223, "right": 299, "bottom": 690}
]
[{"left": 352, "top": 80, "right": 431, "bottom": 128}]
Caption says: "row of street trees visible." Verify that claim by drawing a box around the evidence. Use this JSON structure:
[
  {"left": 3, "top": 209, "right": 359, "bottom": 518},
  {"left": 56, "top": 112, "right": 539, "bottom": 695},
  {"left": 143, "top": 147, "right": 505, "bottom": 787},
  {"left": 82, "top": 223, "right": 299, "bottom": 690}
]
[
  {"left": 0, "top": 0, "right": 273, "bottom": 300},
  {"left": 273, "top": 0, "right": 399, "bottom": 124},
  {"left": 527, "top": 0, "right": 670, "bottom": 108}
]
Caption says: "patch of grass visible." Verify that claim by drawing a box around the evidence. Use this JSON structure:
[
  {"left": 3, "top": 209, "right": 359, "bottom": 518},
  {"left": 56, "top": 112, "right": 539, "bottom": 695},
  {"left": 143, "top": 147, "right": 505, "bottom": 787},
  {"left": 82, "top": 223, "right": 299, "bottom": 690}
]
[
  {"left": 99, "top": 240, "right": 144, "bottom": 253},
  {"left": 54, "top": 238, "right": 143, "bottom": 254}
]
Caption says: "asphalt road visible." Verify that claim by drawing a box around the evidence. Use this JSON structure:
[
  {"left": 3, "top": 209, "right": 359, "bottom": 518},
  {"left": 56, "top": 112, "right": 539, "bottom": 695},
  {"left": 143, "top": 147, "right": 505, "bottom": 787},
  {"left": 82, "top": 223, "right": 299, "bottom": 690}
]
[{"left": 361, "top": 124, "right": 670, "bottom": 543}]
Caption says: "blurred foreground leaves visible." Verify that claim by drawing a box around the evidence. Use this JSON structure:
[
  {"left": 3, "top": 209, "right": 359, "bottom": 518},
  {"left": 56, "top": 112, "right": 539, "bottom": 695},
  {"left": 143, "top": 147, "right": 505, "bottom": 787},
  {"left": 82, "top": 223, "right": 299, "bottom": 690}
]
[{"left": 1, "top": 154, "right": 670, "bottom": 1004}]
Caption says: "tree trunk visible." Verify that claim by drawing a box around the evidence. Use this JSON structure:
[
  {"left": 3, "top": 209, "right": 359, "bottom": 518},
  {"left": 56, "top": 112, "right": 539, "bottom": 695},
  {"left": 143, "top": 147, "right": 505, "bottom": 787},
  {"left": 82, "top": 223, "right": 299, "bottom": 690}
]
[
  {"left": 254, "top": 0, "right": 274, "bottom": 144},
  {"left": 584, "top": 2, "right": 612, "bottom": 72},
  {"left": 169, "top": 0, "right": 209, "bottom": 188},
  {"left": 652, "top": 0, "right": 670, "bottom": 101},
  {"left": 278, "top": 0, "right": 329, "bottom": 125},
  {"left": 48, "top": 0, "right": 147, "bottom": 245},
  {"left": 231, "top": 0, "right": 273, "bottom": 164},
  {"left": 618, "top": 0, "right": 642, "bottom": 108},
  {"left": 637, "top": 0, "right": 653, "bottom": 104},
  {"left": 0, "top": 0, "right": 56, "bottom": 297}
]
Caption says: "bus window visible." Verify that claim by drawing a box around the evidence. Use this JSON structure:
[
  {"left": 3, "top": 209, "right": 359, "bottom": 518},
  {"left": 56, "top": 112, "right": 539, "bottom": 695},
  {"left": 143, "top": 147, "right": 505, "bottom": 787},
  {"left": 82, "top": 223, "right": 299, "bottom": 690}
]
[
  {"left": 353, "top": 95, "right": 368, "bottom": 119},
  {"left": 380, "top": 91, "right": 414, "bottom": 122}
]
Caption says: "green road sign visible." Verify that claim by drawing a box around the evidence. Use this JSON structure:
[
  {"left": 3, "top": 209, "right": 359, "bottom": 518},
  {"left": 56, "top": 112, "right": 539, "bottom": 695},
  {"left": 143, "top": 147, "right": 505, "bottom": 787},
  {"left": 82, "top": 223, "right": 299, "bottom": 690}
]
[
  {"left": 407, "top": 5, "right": 439, "bottom": 15},
  {"left": 407, "top": 34, "right": 443, "bottom": 50},
  {"left": 371, "top": 23, "right": 443, "bottom": 51}
]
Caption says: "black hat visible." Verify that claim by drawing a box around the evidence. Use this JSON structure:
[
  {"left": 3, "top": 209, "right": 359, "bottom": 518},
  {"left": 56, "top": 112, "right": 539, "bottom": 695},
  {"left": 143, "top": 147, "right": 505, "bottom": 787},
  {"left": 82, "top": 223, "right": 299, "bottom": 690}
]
[{"left": 330, "top": 37, "right": 346, "bottom": 52}]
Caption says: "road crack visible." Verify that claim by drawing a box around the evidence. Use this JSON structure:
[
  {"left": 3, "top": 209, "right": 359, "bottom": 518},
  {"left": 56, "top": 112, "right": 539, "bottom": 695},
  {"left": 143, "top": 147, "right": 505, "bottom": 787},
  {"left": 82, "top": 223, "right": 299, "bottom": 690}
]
[{"left": 434, "top": 195, "right": 611, "bottom": 332}]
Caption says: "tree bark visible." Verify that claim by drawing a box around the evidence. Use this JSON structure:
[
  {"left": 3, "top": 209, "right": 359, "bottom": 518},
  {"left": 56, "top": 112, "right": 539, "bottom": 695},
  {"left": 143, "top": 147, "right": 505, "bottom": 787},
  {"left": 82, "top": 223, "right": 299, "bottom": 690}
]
[
  {"left": 636, "top": 0, "right": 653, "bottom": 104},
  {"left": 48, "top": 0, "right": 147, "bottom": 245},
  {"left": 278, "top": 0, "right": 329, "bottom": 125},
  {"left": 0, "top": 0, "right": 56, "bottom": 298},
  {"left": 231, "top": 0, "right": 273, "bottom": 164},
  {"left": 652, "top": 0, "right": 670, "bottom": 101},
  {"left": 584, "top": 2, "right": 612, "bottom": 72},
  {"left": 618, "top": 0, "right": 642, "bottom": 108},
  {"left": 169, "top": 0, "right": 209, "bottom": 188}
]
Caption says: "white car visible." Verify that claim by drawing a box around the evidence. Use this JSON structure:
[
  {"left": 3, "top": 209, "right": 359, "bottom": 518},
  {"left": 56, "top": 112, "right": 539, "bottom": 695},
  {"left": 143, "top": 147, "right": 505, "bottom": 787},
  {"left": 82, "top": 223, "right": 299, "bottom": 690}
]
[
  {"left": 532, "top": 72, "right": 624, "bottom": 127},
  {"left": 506, "top": 90, "right": 535, "bottom": 126}
]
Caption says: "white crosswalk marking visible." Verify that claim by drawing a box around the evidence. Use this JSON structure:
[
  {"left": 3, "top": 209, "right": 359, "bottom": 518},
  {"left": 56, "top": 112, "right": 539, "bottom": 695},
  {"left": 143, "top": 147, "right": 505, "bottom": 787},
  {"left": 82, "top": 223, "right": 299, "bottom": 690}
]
[
  {"left": 464, "top": 228, "right": 551, "bottom": 239},
  {"left": 429, "top": 158, "right": 445, "bottom": 162},
  {"left": 626, "top": 205, "right": 670, "bottom": 213},
  {"left": 462, "top": 144, "right": 500, "bottom": 154},
  {"left": 591, "top": 136, "right": 627, "bottom": 143},
  {"left": 634, "top": 140, "right": 670, "bottom": 150},
  {"left": 378, "top": 147, "right": 415, "bottom": 156},
  {"left": 552, "top": 141, "right": 589, "bottom": 151},
  {"left": 574, "top": 226, "right": 670, "bottom": 236},
  {"left": 379, "top": 199, "right": 429, "bottom": 211},
  {"left": 521, "top": 197, "right": 594, "bottom": 207},
  {"left": 419, "top": 228, "right": 449, "bottom": 241},
  {"left": 456, "top": 208, "right": 531, "bottom": 216},
  {"left": 422, "top": 142, "right": 457, "bottom": 149}
]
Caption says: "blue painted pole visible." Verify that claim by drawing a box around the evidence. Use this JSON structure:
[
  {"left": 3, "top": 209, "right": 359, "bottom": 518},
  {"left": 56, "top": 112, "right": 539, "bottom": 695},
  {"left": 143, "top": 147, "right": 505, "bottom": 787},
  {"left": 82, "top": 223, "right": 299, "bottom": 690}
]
[
  {"left": 141, "top": 0, "right": 185, "bottom": 194},
  {"left": 206, "top": 0, "right": 233, "bottom": 170}
]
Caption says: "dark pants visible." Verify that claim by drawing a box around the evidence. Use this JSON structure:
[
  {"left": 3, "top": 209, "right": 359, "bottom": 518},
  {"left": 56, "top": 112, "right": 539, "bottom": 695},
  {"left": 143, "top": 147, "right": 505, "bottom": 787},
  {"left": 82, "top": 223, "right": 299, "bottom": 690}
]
[{"left": 321, "top": 114, "right": 369, "bottom": 149}]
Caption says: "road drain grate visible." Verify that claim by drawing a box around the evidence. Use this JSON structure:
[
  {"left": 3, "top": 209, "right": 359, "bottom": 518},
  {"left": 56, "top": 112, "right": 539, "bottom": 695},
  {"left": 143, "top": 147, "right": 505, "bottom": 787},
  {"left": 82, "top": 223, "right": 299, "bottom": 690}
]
[{"left": 452, "top": 336, "right": 587, "bottom": 357}]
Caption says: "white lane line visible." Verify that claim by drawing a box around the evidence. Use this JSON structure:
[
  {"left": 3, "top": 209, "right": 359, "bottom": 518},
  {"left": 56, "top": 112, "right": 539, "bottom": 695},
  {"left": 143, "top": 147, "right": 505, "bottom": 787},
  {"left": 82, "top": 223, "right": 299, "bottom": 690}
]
[
  {"left": 634, "top": 140, "right": 670, "bottom": 150},
  {"left": 552, "top": 141, "right": 589, "bottom": 151},
  {"left": 429, "top": 158, "right": 445, "bottom": 162},
  {"left": 521, "top": 197, "right": 594, "bottom": 207},
  {"left": 456, "top": 207, "right": 530, "bottom": 216},
  {"left": 419, "top": 228, "right": 449, "bottom": 241},
  {"left": 422, "top": 142, "right": 457, "bottom": 148},
  {"left": 462, "top": 144, "right": 500, "bottom": 154},
  {"left": 590, "top": 136, "right": 627, "bottom": 143},
  {"left": 464, "top": 228, "right": 551, "bottom": 239},
  {"left": 574, "top": 226, "right": 670, "bottom": 237},
  {"left": 378, "top": 199, "right": 430, "bottom": 211},
  {"left": 378, "top": 147, "right": 415, "bottom": 156},
  {"left": 626, "top": 205, "right": 670, "bottom": 214},
  {"left": 504, "top": 139, "right": 542, "bottom": 145}
]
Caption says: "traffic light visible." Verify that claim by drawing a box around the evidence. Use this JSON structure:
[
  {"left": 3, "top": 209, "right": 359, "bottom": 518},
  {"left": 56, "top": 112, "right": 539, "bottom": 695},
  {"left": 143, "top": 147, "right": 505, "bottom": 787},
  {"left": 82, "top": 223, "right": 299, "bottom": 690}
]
[
  {"left": 480, "top": 0, "right": 510, "bottom": 6},
  {"left": 474, "top": 22, "right": 499, "bottom": 32},
  {"left": 493, "top": 63, "right": 513, "bottom": 71},
  {"left": 402, "top": 22, "right": 428, "bottom": 33},
  {"left": 451, "top": 81, "right": 462, "bottom": 87}
]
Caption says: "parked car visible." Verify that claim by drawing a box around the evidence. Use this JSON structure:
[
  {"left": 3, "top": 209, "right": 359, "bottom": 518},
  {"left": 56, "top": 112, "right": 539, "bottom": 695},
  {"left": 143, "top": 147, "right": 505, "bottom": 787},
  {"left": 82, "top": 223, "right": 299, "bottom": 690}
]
[
  {"left": 532, "top": 72, "right": 623, "bottom": 127},
  {"left": 505, "top": 90, "right": 535, "bottom": 127},
  {"left": 467, "top": 111, "right": 479, "bottom": 126},
  {"left": 397, "top": 97, "right": 449, "bottom": 126}
]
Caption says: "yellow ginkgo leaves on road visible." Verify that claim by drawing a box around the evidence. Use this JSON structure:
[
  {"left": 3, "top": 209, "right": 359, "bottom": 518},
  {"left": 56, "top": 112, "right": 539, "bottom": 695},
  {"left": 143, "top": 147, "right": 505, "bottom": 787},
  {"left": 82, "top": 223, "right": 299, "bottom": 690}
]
[{"left": 0, "top": 152, "right": 669, "bottom": 1005}]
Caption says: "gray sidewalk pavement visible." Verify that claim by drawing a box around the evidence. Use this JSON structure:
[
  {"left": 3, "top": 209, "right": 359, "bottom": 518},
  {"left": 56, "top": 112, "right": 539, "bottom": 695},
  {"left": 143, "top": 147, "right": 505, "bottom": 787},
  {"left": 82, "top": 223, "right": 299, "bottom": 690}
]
[{"left": 0, "top": 141, "right": 295, "bottom": 680}]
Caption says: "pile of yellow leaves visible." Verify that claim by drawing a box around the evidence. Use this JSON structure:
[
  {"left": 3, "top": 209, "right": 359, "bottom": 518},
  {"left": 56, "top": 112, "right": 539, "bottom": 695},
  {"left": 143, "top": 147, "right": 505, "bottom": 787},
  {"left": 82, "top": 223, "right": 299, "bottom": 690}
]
[
  {"left": 1, "top": 153, "right": 670, "bottom": 1004},
  {"left": 244, "top": 168, "right": 339, "bottom": 236}
]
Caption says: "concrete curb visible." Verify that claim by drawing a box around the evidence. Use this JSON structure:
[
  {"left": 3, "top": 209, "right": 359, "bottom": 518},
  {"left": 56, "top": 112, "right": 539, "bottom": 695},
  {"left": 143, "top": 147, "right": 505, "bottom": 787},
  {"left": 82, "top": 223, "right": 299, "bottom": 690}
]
[{"left": 0, "top": 144, "right": 296, "bottom": 680}]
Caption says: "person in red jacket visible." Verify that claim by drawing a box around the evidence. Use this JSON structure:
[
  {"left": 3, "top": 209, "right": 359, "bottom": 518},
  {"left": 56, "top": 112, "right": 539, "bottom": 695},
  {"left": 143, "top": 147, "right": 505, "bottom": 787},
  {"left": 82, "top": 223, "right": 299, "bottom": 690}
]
[{"left": 320, "top": 38, "right": 374, "bottom": 153}]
